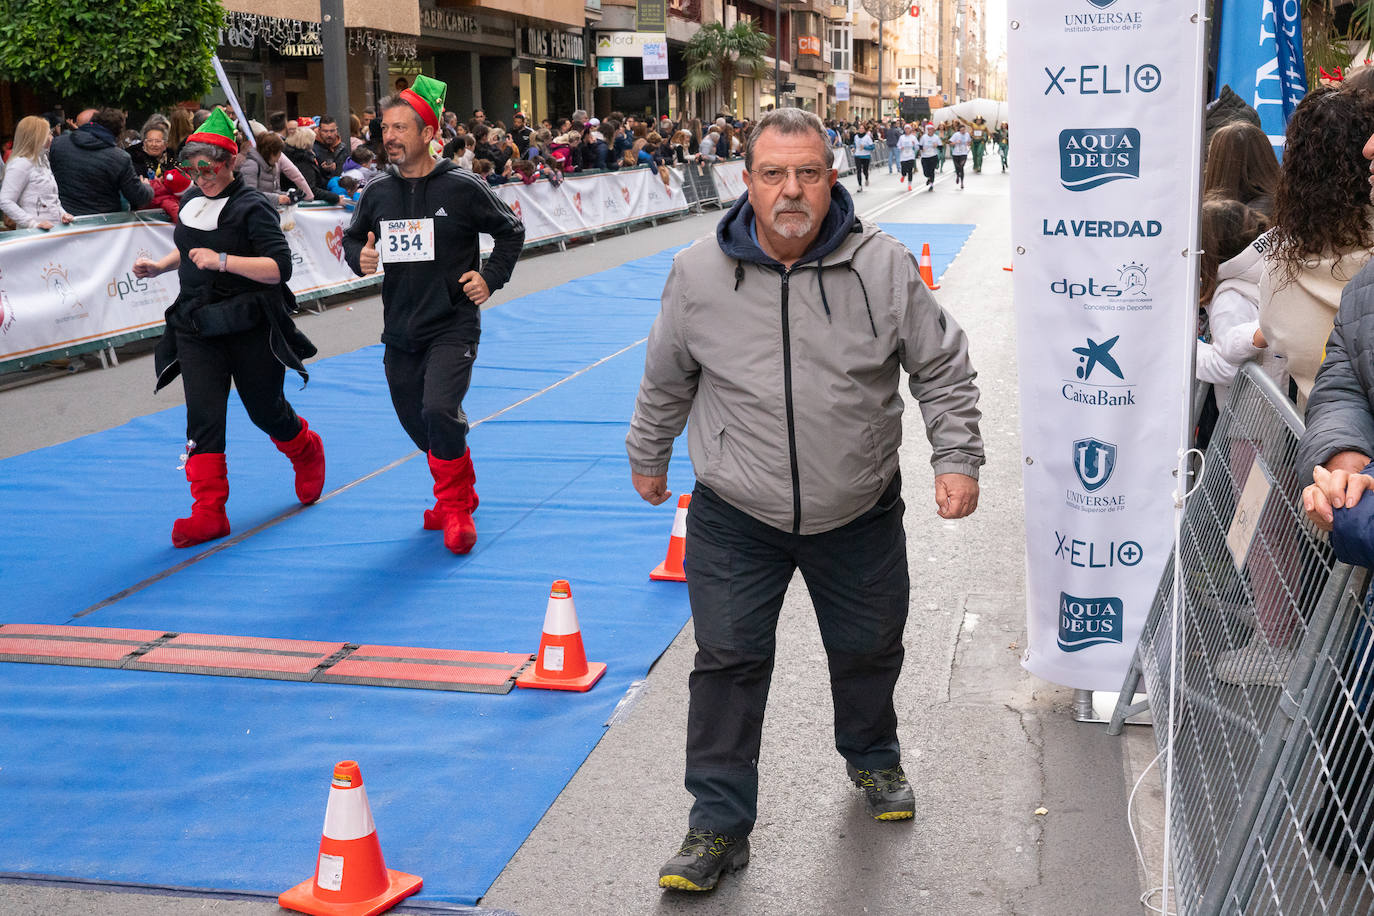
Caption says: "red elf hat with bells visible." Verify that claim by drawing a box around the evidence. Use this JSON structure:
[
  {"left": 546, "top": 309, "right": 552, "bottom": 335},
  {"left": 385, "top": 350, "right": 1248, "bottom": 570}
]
[
  {"left": 184, "top": 108, "right": 240, "bottom": 155},
  {"left": 398, "top": 74, "right": 447, "bottom": 134}
]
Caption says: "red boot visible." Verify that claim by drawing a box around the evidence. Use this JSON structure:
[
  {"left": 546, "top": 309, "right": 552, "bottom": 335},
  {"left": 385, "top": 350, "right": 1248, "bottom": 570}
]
[
  {"left": 172, "top": 453, "right": 230, "bottom": 548},
  {"left": 428, "top": 449, "right": 478, "bottom": 554},
  {"left": 272, "top": 416, "right": 326, "bottom": 505}
]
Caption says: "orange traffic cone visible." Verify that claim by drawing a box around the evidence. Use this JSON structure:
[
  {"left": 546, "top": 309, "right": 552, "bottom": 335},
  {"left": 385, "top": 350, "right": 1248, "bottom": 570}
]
[
  {"left": 919, "top": 243, "right": 941, "bottom": 290},
  {"left": 516, "top": 580, "right": 607, "bottom": 692},
  {"left": 279, "top": 761, "right": 422, "bottom": 916},
  {"left": 650, "top": 494, "right": 690, "bottom": 581}
]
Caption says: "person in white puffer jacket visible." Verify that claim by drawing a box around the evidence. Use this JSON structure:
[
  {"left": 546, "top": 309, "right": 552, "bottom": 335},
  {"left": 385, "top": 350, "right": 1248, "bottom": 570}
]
[
  {"left": 0, "top": 116, "right": 73, "bottom": 230},
  {"left": 1197, "top": 198, "right": 1288, "bottom": 406}
]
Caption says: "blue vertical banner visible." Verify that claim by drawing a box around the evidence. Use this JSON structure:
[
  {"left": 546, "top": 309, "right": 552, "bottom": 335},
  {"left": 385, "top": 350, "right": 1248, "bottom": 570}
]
[{"left": 1215, "top": 0, "right": 1308, "bottom": 153}]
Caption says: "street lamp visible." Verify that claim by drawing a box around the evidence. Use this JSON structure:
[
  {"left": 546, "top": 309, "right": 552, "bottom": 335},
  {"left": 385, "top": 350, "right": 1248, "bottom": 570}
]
[{"left": 861, "top": 0, "right": 909, "bottom": 121}]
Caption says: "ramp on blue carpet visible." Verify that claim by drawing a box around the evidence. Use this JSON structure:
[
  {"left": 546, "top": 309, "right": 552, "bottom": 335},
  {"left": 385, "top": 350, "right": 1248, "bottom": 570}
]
[{"left": 0, "top": 223, "right": 973, "bottom": 908}]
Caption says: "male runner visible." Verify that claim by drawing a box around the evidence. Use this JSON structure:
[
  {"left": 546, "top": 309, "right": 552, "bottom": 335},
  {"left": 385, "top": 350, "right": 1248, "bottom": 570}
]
[{"left": 343, "top": 75, "right": 525, "bottom": 554}]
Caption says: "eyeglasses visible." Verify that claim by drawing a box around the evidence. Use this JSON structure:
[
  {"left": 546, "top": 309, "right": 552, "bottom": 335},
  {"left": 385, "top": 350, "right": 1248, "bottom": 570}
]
[
  {"left": 750, "top": 165, "right": 830, "bottom": 186},
  {"left": 178, "top": 159, "right": 226, "bottom": 179}
]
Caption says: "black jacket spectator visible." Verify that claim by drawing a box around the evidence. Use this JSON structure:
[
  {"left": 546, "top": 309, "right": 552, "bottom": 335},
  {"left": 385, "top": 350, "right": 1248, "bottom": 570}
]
[
  {"left": 50, "top": 119, "right": 152, "bottom": 215},
  {"left": 582, "top": 136, "right": 610, "bottom": 171},
  {"left": 511, "top": 123, "right": 533, "bottom": 155},
  {"left": 314, "top": 138, "right": 348, "bottom": 177}
]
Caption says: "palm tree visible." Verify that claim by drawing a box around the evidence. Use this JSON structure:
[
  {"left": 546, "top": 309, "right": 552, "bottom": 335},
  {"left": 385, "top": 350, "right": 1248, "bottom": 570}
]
[{"left": 682, "top": 20, "right": 773, "bottom": 117}]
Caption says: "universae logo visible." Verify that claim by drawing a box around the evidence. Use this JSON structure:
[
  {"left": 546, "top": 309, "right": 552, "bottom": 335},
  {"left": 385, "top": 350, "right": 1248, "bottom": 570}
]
[
  {"left": 1073, "top": 437, "right": 1117, "bottom": 492},
  {"left": 1058, "top": 592, "right": 1124, "bottom": 652},
  {"left": 1060, "top": 128, "right": 1140, "bottom": 192}
]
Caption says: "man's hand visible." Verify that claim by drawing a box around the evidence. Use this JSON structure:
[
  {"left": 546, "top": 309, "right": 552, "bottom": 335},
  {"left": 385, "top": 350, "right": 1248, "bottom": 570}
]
[
  {"left": 1304, "top": 452, "right": 1374, "bottom": 531},
  {"left": 359, "top": 231, "right": 379, "bottom": 274},
  {"left": 187, "top": 247, "right": 220, "bottom": 271},
  {"left": 132, "top": 258, "right": 161, "bottom": 279},
  {"left": 36, "top": 220, "right": 53, "bottom": 230},
  {"left": 460, "top": 270, "right": 491, "bottom": 305},
  {"left": 633, "top": 472, "right": 672, "bottom": 506},
  {"left": 934, "top": 473, "right": 979, "bottom": 519}
]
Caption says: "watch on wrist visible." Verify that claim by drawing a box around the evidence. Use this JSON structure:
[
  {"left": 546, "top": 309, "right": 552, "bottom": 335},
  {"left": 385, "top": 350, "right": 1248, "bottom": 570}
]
[{"left": 219, "top": 251, "right": 228, "bottom": 272}]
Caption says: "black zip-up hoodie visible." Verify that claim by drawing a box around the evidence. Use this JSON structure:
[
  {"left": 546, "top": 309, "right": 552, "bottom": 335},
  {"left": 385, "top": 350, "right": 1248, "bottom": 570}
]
[{"left": 342, "top": 158, "right": 525, "bottom": 350}]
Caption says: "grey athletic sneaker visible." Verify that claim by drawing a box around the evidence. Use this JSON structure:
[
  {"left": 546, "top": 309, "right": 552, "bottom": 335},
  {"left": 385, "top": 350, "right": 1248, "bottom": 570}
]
[
  {"left": 658, "top": 827, "right": 750, "bottom": 891},
  {"left": 847, "top": 761, "right": 915, "bottom": 821}
]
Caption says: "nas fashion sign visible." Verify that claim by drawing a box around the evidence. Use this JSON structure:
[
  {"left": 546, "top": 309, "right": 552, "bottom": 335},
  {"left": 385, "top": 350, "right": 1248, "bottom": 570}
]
[{"left": 1007, "top": 0, "right": 1206, "bottom": 691}]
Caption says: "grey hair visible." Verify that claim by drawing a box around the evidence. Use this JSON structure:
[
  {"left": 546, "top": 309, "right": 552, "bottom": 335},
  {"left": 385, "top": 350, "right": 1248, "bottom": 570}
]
[
  {"left": 744, "top": 108, "right": 834, "bottom": 171},
  {"left": 180, "top": 140, "right": 234, "bottom": 164},
  {"left": 380, "top": 94, "right": 428, "bottom": 132}
]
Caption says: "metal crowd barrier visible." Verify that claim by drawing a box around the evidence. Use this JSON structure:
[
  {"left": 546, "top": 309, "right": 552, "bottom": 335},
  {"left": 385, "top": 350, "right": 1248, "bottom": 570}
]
[{"left": 1110, "top": 362, "right": 1374, "bottom": 914}]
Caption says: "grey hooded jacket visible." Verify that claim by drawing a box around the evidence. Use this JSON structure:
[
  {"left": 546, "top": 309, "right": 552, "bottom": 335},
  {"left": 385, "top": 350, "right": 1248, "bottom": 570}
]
[
  {"left": 626, "top": 186, "right": 984, "bottom": 535},
  {"left": 1298, "top": 258, "right": 1374, "bottom": 482}
]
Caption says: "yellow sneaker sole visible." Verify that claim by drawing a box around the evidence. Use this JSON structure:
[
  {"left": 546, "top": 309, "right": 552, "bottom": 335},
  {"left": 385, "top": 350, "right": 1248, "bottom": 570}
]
[
  {"left": 659, "top": 875, "right": 710, "bottom": 891},
  {"left": 875, "top": 810, "right": 915, "bottom": 821}
]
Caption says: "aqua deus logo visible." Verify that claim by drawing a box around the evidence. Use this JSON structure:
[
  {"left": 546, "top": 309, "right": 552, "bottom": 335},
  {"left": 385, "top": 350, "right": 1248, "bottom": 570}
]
[
  {"left": 1060, "top": 128, "right": 1140, "bottom": 191},
  {"left": 1058, "top": 592, "right": 1124, "bottom": 652},
  {"left": 1073, "top": 437, "right": 1117, "bottom": 492}
]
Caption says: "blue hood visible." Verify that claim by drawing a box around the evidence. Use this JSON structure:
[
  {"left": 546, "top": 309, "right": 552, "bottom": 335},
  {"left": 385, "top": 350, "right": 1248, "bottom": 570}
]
[{"left": 716, "top": 181, "right": 858, "bottom": 269}]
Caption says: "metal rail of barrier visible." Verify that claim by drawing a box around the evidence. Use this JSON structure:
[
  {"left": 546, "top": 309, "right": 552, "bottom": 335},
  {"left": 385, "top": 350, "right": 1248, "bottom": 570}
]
[{"left": 1109, "top": 362, "right": 1374, "bottom": 914}]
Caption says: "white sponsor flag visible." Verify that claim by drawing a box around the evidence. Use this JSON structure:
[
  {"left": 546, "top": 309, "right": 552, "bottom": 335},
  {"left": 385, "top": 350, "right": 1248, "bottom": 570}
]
[{"left": 1008, "top": 0, "right": 1206, "bottom": 690}]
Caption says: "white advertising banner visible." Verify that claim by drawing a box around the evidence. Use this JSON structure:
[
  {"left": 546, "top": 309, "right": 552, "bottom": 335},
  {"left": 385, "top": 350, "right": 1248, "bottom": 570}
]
[
  {"left": 710, "top": 161, "right": 749, "bottom": 203},
  {"left": 1, "top": 170, "right": 687, "bottom": 366},
  {"left": 480, "top": 166, "right": 687, "bottom": 252},
  {"left": 642, "top": 41, "right": 669, "bottom": 80},
  {"left": 1007, "top": 1, "right": 1205, "bottom": 690},
  {"left": 0, "top": 206, "right": 364, "bottom": 365}
]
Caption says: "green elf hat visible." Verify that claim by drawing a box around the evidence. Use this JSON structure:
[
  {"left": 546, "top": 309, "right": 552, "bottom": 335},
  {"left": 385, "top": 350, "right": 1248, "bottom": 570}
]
[
  {"left": 185, "top": 108, "right": 240, "bottom": 155},
  {"left": 399, "top": 74, "right": 446, "bottom": 134}
]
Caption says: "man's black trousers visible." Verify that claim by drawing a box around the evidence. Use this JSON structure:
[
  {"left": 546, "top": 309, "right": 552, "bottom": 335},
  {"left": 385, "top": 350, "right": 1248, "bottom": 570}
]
[
  {"left": 681, "top": 474, "right": 910, "bottom": 837},
  {"left": 383, "top": 339, "right": 477, "bottom": 459},
  {"left": 921, "top": 155, "right": 938, "bottom": 184},
  {"left": 180, "top": 324, "right": 300, "bottom": 454}
]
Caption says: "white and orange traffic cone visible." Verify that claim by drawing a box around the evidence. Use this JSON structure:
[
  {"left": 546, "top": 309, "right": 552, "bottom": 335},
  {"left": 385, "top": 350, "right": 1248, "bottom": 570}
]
[
  {"left": 919, "top": 243, "right": 941, "bottom": 290},
  {"left": 516, "top": 580, "right": 606, "bottom": 692},
  {"left": 650, "top": 494, "right": 690, "bottom": 582},
  {"left": 279, "top": 761, "right": 422, "bottom": 916}
]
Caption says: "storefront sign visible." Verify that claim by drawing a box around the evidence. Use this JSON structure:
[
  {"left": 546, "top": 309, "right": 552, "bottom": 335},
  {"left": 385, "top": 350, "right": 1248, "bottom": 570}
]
[
  {"left": 642, "top": 42, "right": 669, "bottom": 80},
  {"left": 420, "top": 8, "right": 480, "bottom": 35},
  {"left": 636, "top": 0, "right": 668, "bottom": 32},
  {"left": 518, "top": 27, "right": 585, "bottom": 65},
  {"left": 798, "top": 35, "right": 821, "bottom": 56},
  {"left": 595, "top": 31, "right": 668, "bottom": 57},
  {"left": 598, "top": 57, "right": 624, "bottom": 88}
]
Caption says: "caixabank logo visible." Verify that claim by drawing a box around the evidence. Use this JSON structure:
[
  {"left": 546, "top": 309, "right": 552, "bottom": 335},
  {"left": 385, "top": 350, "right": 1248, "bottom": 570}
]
[
  {"left": 1057, "top": 592, "right": 1125, "bottom": 652},
  {"left": 1063, "top": 335, "right": 1136, "bottom": 406},
  {"left": 1060, "top": 128, "right": 1140, "bottom": 192}
]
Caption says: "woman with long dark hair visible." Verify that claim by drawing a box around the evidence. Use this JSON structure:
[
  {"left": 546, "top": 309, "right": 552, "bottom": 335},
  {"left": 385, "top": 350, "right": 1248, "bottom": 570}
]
[
  {"left": 1203, "top": 121, "right": 1280, "bottom": 217},
  {"left": 132, "top": 111, "right": 325, "bottom": 547},
  {"left": 1260, "top": 86, "right": 1374, "bottom": 405}
]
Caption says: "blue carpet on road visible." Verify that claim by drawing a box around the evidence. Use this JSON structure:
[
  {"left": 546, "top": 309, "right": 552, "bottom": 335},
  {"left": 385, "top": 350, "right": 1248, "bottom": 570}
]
[{"left": 0, "top": 223, "right": 973, "bottom": 906}]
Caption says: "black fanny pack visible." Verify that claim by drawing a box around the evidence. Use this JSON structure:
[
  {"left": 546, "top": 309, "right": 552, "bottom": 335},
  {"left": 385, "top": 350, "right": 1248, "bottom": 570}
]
[{"left": 188, "top": 288, "right": 272, "bottom": 337}]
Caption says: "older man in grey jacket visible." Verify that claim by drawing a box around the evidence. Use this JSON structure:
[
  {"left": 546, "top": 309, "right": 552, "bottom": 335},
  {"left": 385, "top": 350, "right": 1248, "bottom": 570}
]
[{"left": 627, "top": 107, "right": 984, "bottom": 892}]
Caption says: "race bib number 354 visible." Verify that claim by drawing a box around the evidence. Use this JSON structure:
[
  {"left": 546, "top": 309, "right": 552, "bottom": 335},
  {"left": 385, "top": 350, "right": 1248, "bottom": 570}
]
[{"left": 381, "top": 218, "right": 435, "bottom": 263}]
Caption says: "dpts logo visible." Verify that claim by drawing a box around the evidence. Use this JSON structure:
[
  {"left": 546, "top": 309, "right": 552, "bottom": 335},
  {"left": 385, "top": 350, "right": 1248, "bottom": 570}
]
[
  {"left": 1060, "top": 128, "right": 1140, "bottom": 191},
  {"left": 1057, "top": 593, "right": 1124, "bottom": 652}
]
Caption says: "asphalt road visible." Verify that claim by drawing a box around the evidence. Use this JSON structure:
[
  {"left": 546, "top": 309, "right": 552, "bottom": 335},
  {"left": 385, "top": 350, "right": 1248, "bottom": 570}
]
[{"left": 0, "top": 158, "right": 1162, "bottom": 916}]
